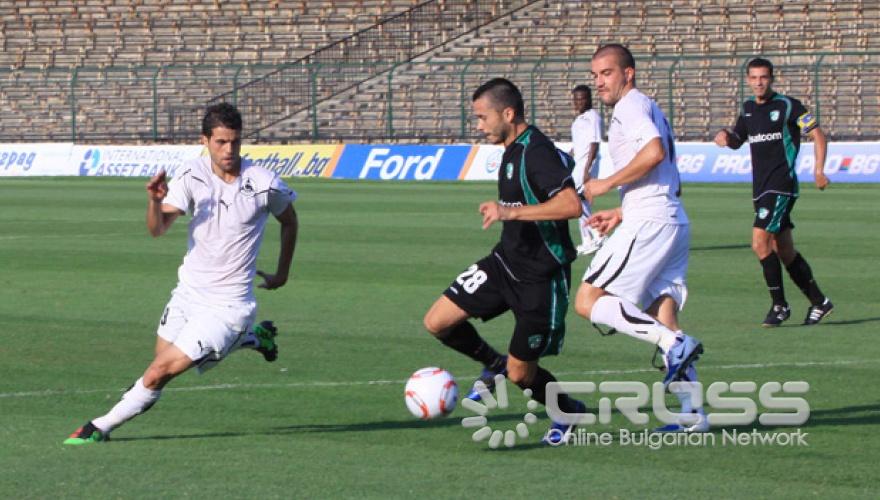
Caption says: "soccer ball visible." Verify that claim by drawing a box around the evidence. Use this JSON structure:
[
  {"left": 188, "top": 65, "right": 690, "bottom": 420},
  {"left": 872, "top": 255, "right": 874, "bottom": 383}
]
[{"left": 404, "top": 367, "right": 458, "bottom": 420}]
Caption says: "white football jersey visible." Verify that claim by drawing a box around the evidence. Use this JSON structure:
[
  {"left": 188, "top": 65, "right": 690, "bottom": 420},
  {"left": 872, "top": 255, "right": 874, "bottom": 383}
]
[
  {"left": 571, "top": 109, "right": 603, "bottom": 187},
  {"left": 606, "top": 88, "right": 687, "bottom": 224},
  {"left": 163, "top": 156, "right": 296, "bottom": 303}
]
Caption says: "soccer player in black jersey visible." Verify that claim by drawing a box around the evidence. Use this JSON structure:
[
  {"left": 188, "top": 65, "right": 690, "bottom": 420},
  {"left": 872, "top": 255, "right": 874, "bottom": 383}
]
[
  {"left": 423, "top": 78, "right": 586, "bottom": 445},
  {"left": 715, "top": 58, "right": 833, "bottom": 327}
]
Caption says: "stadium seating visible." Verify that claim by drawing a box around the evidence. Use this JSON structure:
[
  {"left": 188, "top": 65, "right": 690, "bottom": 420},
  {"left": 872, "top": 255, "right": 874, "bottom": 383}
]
[
  {"left": 0, "top": 0, "right": 426, "bottom": 141},
  {"left": 1, "top": 0, "right": 878, "bottom": 142},
  {"left": 275, "top": 0, "right": 880, "bottom": 142}
]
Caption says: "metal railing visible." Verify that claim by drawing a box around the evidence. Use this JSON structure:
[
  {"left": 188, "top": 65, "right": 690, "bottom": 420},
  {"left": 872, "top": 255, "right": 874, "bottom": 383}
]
[
  {"left": 170, "top": 0, "right": 537, "bottom": 142},
  {"left": 1, "top": 51, "right": 878, "bottom": 143}
]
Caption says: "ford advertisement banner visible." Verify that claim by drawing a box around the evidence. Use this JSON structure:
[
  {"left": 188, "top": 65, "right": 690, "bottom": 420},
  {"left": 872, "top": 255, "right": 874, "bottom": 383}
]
[{"left": 331, "top": 145, "right": 475, "bottom": 181}]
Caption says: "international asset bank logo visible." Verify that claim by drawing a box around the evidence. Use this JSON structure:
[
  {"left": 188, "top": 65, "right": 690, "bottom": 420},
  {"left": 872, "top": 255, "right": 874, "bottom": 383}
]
[{"left": 78, "top": 149, "right": 101, "bottom": 176}]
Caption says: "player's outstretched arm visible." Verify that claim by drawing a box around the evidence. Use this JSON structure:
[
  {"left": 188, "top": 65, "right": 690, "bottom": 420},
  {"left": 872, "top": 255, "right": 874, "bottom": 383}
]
[
  {"left": 714, "top": 129, "right": 731, "bottom": 147},
  {"left": 583, "top": 137, "right": 664, "bottom": 203},
  {"left": 716, "top": 114, "right": 747, "bottom": 150},
  {"left": 583, "top": 142, "right": 599, "bottom": 185},
  {"left": 809, "top": 126, "right": 830, "bottom": 190},
  {"left": 145, "top": 171, "right": 181, "bottom": 237},
  {"left": 479, "top": 186, "right": 581, "bottom": 229},
  {"left": 257, "top": 204, "right": 298, "bottom": 290}
]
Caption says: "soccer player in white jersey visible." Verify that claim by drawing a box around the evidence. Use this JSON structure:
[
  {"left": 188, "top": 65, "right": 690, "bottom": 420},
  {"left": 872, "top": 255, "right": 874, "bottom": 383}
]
[
  {"left": 64, "top": 103, "right": 298, "bottom": 444},
  {"left": 569, "top": 85, "right": 606, "bottom": 255},
  {"left": 575, "top": 44, "right": 707, "bottom": 432}
]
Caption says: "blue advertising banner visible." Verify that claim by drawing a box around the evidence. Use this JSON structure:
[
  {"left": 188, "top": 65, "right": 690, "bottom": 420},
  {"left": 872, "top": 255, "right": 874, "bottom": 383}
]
[
  {"left": 676, "top": 142, "right": 880, "bottom": 183},
  {"left": 332, "top": 145, "right": 474, "bottom": 181}
]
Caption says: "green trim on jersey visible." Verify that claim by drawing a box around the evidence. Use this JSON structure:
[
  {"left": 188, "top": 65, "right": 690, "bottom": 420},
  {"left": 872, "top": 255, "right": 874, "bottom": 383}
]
[
  {"left": 542, "top": 268, "right": 569, "bottom": 357},
  {"left": 767, "top": 194, "right": 791, "bottom": 233},
  {"left": 772, "top": 93, "right": 800, "bottom": 196},
  {"left": 515, "top": 128, "right": 569, "bottom": 265}
]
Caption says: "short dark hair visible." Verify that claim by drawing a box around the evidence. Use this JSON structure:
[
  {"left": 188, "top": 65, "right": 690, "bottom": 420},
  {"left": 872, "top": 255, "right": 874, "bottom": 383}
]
[
  {"left": 572, "top": 85, "right": 592, "bottom": 110},
  {"left": 202, "top": 102, "right": 243, "bottom": 137},
  {"left": 472, "top": 78, "right": 524, "bottom": 119},
  {"left": 747, "top": 57, "right": 774, "bottom": 77},
  {"left": 593, "top": 43, "right": 635, "bottom": 70}
]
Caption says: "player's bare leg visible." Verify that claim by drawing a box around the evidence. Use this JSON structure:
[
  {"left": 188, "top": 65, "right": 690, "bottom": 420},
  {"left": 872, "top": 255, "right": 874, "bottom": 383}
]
[
  {"left": 64, "top": 345, "right": 192, "bottom": 445},
  {"left": 424, "top": 296, "right": 507, "bottom": 401}
]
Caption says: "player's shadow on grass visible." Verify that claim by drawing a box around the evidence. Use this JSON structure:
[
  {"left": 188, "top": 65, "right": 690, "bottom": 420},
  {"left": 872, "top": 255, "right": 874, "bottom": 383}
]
[
  {"left": 272, "top": 411, "right": 529, "bottom": 433},
  {"left": 706, "top": 403, "right": 880, "bottom": 434},
  {"left": 112, "top": 412, "right": 533, "bottom": 443},
  {"left": 804, "top": 403, "right": 880, "bottom": 427},
  {"left": 690, "top": 244, "right": 751, "bottom": 252},
  {"left": 819, "top": 316, "right": 880, "bottom": 326}
]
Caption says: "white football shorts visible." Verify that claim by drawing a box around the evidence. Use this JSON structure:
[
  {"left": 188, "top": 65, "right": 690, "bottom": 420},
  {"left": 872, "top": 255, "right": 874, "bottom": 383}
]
[
  {"left": 582, "top": 219, "right": 689, "bottom": 310},
  {"left": 157, "top": 286, "right": 257, "bottom": 373}
]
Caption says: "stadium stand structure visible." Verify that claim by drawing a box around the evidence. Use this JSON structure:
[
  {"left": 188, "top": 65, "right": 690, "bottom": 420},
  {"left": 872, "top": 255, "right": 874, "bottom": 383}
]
[
  {"left": 274, "top": 0, "right": 880, "bottom": 142},
  {"left": 0, "top": 0, "right": 878, "bottom": 143}
]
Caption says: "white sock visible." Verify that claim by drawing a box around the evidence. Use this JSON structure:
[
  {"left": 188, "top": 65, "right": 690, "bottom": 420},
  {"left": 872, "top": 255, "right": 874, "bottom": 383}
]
[
  {"left": 92, "top": 377, "right": 161, "bottom": 433},
  {"left": 589, "top": 295, "right": 681, "bottom": 352},
  {"left": 672, "top": 365, "right": 703, "bottom": 413},
  {"left": 238, "top": 331, "right": 259, "bottom": 349}
]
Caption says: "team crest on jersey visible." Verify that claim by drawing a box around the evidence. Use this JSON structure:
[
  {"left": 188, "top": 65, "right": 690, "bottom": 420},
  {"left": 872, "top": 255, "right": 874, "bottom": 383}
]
[
  {"left": 769, "top": 110, "right": 780, "bottom": 122},
  {"left": 240, "top": 177, "right": 256, "bottom": 197},
  {"left": 758, "top": 207, "right": 770, "bottom": 219},
  {"left": 527, "top": 334, "right": 543, "bottom": 349},
  {"left": 505, "top": 163, "right": 514, "bottom": 179}
]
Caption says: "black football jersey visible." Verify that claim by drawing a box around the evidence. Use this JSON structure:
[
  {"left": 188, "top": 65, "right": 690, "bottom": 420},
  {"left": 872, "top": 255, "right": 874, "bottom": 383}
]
[
  {"left": 727, "top": 92, "right": 818, "bottom": 199},
  {"left": 494, "top": 126, "right": 576, "bottom": 281}
]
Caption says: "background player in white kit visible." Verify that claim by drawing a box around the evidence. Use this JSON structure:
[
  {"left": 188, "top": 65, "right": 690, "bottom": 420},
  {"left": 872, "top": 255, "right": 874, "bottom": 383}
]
[
  {"left": 569, "top": 84, "right": 606, "bottom": 255},
  {"left": 64, "top": 103, "right": 298, "bottom": 444},
  {"left": 575, "top": 44, "right": 707, "bottom": 432}
]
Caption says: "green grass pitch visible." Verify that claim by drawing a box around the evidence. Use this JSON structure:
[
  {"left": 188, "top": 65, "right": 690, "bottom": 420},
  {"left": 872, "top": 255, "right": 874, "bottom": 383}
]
[{"left": 0, "top": 178, "right": 878, "bottom": 498}]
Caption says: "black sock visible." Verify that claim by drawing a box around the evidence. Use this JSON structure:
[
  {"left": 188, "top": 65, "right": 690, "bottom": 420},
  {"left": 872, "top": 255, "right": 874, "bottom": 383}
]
[
  {"left": 518, "top": 367, "right": 578, "bottom": 413},
  {"left": 785, "top": 253, "right": 826, "bottom": 306},
  {"left": 439, "top": 321, "right": 505, "bottom": 370},
  {"left": 760, "top": 253, "right": 787, "bottom": 306}
]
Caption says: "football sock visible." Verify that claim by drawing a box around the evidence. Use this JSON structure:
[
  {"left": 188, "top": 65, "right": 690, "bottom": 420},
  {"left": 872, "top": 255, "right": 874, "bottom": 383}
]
[
  {"left": 590, "top": 295, "right": 681, "bottom": 353},
  {"left": 785, "top": 253, "right": 826, "bottom": 306},
  {"left": 520, "top": 366, "right": 579, "bottom": 414},
  {"left": 439, "top": 321, "right": 505, "bottom": 372},
  {"left": 671, "top": 365, "right": 703, "bottom": 414},
  {"left": 238, "top": 331, "right": 259, "bottom": 349},
  {"left": 760, "top": 253, "right": 787, "bottom": 305},
  {"left": 92, "top": 377, "right": 161, "bottom": 433}
]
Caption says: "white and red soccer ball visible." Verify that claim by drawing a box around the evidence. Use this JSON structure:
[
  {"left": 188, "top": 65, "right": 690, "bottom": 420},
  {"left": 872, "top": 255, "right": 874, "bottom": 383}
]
[{"left": 404, "top": 367, "right": 458, "bottom": 420}]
